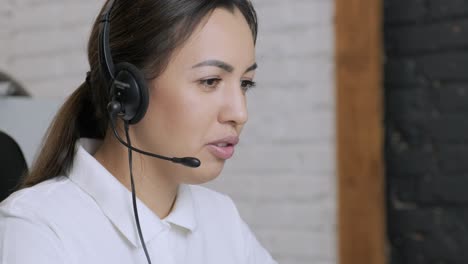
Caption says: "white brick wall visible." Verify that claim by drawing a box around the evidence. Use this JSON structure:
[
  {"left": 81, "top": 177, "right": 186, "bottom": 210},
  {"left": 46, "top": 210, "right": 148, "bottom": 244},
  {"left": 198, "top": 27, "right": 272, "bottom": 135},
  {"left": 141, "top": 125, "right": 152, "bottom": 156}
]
[
  {"left": 0, "top": 0, "right": 101, "bottom": 97},
  {"left": 1, "top": 1, "right": 336, "bottom": 263}
]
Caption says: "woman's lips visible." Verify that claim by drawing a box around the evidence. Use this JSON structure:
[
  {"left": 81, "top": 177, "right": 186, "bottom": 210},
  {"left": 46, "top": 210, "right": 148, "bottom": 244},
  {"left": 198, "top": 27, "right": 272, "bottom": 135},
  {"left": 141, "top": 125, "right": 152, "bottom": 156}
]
[
  {"left": 206, "top": 136, "right": 239, "bottom": 160},
  {"left": 207, "top": 144, "right": 235, "bottom": 159}
]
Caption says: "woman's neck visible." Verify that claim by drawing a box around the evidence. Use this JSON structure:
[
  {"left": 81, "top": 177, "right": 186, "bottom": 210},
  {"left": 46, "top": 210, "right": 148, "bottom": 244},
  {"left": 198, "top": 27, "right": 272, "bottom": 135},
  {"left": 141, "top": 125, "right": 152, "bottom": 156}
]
[{"left": 93, "top": 135, "right": 179, "bottom": 219}]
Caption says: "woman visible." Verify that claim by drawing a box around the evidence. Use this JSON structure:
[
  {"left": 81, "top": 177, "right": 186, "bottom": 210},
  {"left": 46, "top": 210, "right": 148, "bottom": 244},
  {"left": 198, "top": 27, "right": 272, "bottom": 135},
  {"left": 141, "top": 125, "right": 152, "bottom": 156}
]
[{"left": 0, "top": 0, "right": 278, "bottom": 263}]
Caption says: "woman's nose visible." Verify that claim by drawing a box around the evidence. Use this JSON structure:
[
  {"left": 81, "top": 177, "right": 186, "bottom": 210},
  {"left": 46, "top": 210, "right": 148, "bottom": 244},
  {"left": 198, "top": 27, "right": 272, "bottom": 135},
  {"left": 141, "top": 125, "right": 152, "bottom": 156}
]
[{"left": 218, "top": 83, "right": 248, "bottom": 127}]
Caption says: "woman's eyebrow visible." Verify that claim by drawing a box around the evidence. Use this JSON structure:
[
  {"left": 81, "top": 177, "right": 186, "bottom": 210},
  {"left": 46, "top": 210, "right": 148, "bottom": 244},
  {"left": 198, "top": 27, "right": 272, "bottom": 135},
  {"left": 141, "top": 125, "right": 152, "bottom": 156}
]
[
  {"left": 244, "top": 62, "right": 257, "bottom": 73},
  {"left": 192, "top": 60, "right": 234, "bottom": 72},
  {"left": 192, "top": 60, "right": 258, "bottom": 74}
]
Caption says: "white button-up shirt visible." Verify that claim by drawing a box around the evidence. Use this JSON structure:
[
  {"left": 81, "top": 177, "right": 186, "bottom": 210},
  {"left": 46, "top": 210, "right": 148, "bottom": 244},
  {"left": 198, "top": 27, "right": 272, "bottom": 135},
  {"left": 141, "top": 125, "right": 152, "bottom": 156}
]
[{"left": 0, "top": 139, "right": 277, "bottom": 264}]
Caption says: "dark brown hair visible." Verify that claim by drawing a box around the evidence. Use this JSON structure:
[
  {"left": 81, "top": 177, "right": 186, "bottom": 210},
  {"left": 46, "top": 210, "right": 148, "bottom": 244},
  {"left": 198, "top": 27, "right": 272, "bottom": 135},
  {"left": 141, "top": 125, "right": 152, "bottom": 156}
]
[{"left": 21, "top": 0, "right": 257, "bottom": 188}]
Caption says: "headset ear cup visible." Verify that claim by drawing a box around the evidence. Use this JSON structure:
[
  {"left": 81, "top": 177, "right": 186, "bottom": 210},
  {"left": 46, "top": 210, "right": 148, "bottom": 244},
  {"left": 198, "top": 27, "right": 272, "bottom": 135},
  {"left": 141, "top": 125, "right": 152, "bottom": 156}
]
[{"left": 113, "top": 62, "right": 149, "bottom": 124}]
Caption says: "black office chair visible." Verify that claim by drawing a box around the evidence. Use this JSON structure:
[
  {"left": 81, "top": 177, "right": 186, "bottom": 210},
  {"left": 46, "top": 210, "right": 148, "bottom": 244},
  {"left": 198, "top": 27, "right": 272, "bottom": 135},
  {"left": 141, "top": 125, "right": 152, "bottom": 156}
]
[
  {"left": 0, "top": 70, "right": 30, "bottom": 200},
  {"left": 0, "top": 131, "right": 28, "bottom": 201}
]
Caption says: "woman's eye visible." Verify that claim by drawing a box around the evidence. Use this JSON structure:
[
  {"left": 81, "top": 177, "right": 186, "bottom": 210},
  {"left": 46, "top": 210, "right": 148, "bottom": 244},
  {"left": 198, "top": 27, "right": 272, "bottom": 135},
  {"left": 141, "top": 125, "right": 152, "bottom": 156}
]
[
  {"left": 199, "top": 78, "right": 221, "bottom": 89},
  {"left": 241, "top": 80, "right": 256, "bottom": 92}
]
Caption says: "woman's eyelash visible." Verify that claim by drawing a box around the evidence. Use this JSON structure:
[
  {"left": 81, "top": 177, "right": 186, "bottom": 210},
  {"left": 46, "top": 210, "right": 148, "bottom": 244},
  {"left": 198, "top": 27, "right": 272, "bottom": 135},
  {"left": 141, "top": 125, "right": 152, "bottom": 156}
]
[
  {"left": 241, "top": 80, "right": 256, "bottom": 92},
  {"left": 199, "top": 78, "right": 221, "bottom": 89},
  {"left": 198, "top": 78, "right": 256, "bottom": 92}
]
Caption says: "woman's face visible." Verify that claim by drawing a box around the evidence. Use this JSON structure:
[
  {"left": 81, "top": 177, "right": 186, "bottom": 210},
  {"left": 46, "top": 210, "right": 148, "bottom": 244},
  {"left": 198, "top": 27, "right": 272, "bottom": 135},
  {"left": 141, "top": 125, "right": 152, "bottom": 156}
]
[{"left": 132, "top": 7, "right": 256, "bottom": 184}]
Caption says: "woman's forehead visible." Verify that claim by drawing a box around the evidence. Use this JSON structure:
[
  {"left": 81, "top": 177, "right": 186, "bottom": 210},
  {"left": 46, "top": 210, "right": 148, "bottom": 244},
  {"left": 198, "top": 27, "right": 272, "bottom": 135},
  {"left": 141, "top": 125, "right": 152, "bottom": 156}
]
[{"left": 170, "top": 8, "right": 256, "bottom": 70}]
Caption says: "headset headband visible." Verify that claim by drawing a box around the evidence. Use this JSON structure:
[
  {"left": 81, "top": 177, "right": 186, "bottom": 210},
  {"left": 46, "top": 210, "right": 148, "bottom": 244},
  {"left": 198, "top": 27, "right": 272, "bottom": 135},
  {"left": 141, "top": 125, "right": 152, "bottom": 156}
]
[{"left": 99, "top": 0, "right": 117, "bottom": 82}]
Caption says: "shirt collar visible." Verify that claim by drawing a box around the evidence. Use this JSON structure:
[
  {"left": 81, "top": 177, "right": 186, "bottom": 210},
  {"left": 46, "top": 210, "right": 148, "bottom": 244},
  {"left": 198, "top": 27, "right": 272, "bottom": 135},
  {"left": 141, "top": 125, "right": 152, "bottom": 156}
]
[
  {"left": 68, "top": 138, "right": 197, "bottom": 248},
  {"left": 164, "top": 184, "right": 197, "bottom": 231}
]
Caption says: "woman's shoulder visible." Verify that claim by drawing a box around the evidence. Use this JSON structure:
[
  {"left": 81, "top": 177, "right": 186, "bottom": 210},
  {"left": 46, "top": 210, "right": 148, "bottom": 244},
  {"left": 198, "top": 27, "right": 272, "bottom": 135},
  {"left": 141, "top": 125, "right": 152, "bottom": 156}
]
[
  {"left": 0, "top": 178, "right": 71, "bottom": 263},
  {"left": 0, "top": 176, "right": 76, "bottom": 218}
]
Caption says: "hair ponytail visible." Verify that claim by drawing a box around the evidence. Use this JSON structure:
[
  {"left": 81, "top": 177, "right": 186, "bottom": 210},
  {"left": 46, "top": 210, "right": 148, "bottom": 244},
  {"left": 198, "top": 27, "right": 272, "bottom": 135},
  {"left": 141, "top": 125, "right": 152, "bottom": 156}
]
[{"left": 20, "top": 80, "right": 102, "bottom": 188}]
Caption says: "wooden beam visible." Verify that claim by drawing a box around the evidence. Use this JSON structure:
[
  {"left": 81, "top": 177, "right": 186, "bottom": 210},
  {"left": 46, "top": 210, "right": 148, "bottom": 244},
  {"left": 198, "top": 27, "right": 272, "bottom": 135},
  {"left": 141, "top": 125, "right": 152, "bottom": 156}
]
[{"left": 335, "top": 0, "right": 386, "bottom": 263}]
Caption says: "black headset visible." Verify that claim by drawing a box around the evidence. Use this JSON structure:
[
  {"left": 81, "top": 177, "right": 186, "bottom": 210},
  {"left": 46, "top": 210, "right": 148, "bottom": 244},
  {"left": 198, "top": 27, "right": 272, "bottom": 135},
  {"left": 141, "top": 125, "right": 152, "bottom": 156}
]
[
  {"left": 98, "top": 0, "right": 149, "bottom": 125},
  {"left": 98, "top": 3, "right": 153, "bottom": 264}
]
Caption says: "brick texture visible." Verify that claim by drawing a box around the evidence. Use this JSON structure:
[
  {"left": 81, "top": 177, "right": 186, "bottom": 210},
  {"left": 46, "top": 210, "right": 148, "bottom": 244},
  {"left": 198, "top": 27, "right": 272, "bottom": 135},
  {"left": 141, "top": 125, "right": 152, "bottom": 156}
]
[
  {"left": 385, "top": 0, "right": 468, "bottom": 263},
  {"left": 0, "top": 1, "right": 337, "bottom": 263}
]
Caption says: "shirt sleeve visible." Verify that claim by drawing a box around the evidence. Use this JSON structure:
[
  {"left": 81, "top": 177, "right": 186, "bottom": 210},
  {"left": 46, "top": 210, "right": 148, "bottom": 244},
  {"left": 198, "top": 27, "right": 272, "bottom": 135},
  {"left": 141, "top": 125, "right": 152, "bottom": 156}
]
[
  {"left": 240, "top": 218, "right": 279, "bottom": 264},
  {"left": 0, "top": 204, "right": 66, "bottom": 264}
]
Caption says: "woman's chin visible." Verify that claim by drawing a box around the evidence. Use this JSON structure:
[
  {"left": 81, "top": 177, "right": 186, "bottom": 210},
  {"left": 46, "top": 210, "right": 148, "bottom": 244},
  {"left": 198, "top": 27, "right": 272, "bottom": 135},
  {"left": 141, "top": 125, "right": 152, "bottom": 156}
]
[{"left": 181, "top": 160, "right": 225, "bottom": 185}]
